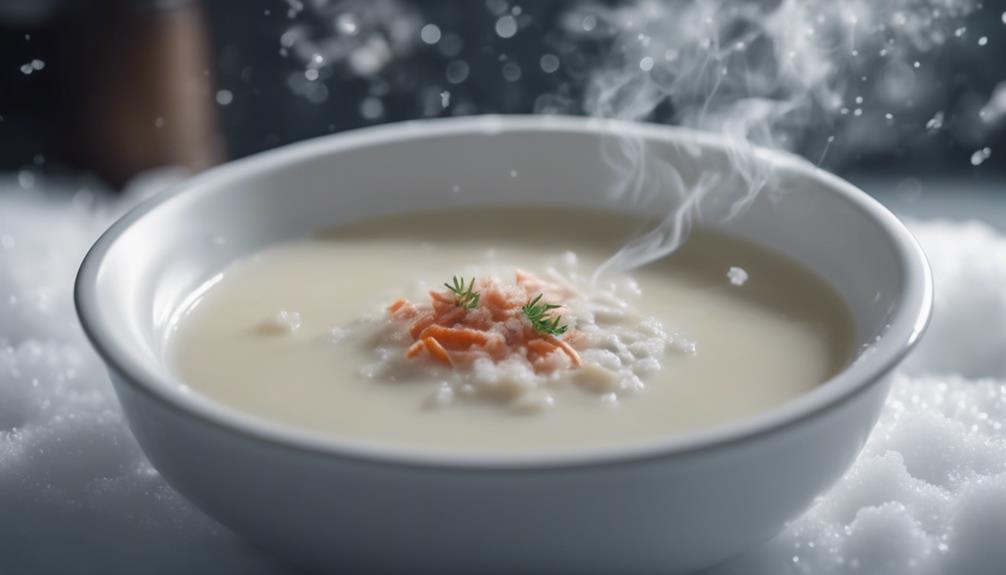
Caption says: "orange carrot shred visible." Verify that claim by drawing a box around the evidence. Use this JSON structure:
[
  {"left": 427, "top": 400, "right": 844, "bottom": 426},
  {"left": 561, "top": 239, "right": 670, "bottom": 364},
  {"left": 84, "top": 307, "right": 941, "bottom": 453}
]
[
  {"left": 430, "top": 291, "right": 455, "bottom": 304},
  {"left": 387, "top": 298, "right": 409, "bottom": 313},
  {"left": 423, "top": 337, "right": 452, "bottom": 365},
  {"left": 436, "top": 307, "right": 467, "bottom": 326},
  {"left": 409, "top": 314, "right": 436, "bottom": 339},
  {"left": 526, "top": 339, "right": 558, "bottom": 355},
  {"left": 404, "top": 340, "right": 425, "bottom": 359},
  {"left": 544, "top": 334, "right": 582, "bottom": 367},
  {"left": 418, "top": 325, "right": 490, "bottom": 349}
]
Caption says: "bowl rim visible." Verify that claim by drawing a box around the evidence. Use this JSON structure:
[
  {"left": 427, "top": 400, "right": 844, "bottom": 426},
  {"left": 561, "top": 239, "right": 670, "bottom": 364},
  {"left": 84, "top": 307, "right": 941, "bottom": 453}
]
[{"left": 75, "top": 114, "right": 933, "bottom": 471}]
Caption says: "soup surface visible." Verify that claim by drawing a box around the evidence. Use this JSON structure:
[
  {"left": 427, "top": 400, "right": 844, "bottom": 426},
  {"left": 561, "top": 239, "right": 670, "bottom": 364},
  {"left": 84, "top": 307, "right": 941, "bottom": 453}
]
[{"left": 167, "top": 208, "right": 853, "bottom": 452}]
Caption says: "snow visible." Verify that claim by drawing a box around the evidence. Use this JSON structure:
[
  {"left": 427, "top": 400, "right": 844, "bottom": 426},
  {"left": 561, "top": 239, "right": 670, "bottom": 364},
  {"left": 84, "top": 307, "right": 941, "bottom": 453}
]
[{"left": 1, "top": 178, "right": 1005, "bottom": 573}]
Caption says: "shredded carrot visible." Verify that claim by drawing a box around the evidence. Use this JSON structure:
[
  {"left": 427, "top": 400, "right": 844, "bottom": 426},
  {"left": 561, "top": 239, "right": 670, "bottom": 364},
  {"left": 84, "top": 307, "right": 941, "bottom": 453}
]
[
  {"left": 481, "top": 286, "right": 519, "bottom": 317},
  {"left": 409, "top": 313, "right": 436, "bottom": 339},
  {"left": 526, "top": 339, "right": 558, "bottom": 356},
  {"left": 418, "top": 325, "right": 490, "bottom": 349},
  {"left": 430, "top": 291, "right": 455, "bottom": 304},
  {"left": 404, "top": 340, "right": 425, "bottom": 359},
  {"left": 483, "top": 335, "right": 510, "bottom": 360},
  {"left": 423, "top": 337, "right": 452, "bottom": 365},
  {"left": 543, "top": 334, "right": 582, "bottom": 367},
  {"left": 436, "top": 306, "right": 467, "bottom": 327},
  {"left": 390, "top": 275, "right": 582, "bottom": 374}
]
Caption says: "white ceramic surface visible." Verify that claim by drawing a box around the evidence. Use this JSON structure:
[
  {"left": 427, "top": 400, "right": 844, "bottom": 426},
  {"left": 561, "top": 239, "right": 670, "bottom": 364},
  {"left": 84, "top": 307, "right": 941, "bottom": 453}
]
[{"left": 75, "top": 116, "right": 932, "bottom": 573}]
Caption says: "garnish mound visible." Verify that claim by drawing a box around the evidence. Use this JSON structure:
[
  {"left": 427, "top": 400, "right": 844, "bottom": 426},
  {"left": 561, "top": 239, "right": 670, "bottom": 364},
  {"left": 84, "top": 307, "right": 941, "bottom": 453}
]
[
  {"left": 358, "top": 262, "right": 695, "bottom": 413},
  {"left": 386, "top": 270, "right": 582, "bottom": 375}
]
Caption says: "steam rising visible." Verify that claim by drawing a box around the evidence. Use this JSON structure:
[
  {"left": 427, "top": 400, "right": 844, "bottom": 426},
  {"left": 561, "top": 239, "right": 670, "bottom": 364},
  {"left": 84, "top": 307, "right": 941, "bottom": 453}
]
[
  {"left": 564, "top": 0, "right": 977, "bottom": 277},
  {"left": 276, "top": 0, "right": 994, "bottom": 276}
]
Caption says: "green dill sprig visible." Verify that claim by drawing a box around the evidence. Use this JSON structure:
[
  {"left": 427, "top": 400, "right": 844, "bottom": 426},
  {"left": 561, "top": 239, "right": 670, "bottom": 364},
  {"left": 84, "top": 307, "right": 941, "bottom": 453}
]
[
  {"left": 522, "top": 293, "right": 568, "bottom": 336},
  {"left": 444, "top": 275, "right": 481, "bottom": 310}
]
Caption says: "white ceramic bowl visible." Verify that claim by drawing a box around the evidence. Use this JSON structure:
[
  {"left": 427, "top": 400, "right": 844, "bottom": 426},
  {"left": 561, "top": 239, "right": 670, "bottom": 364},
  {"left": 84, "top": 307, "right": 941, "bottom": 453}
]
[{"left": 76, "top": 116, "right": 931, "bottom": 573}]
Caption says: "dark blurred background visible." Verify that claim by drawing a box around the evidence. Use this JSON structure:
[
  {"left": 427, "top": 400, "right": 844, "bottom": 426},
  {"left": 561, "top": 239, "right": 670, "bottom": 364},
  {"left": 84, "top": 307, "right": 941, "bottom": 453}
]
[{"left": 0, "top": 0, "right": 1004, "bottom": 190}]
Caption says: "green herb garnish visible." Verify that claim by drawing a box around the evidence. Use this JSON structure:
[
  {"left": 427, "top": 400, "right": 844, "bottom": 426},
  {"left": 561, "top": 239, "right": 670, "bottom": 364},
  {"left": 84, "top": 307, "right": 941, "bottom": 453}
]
[
  {"left": 445, "top": 275, "right": 481, "bottom": 310},
  {"left": 522, "top": 293, "right": 568, "bottom": 336}
]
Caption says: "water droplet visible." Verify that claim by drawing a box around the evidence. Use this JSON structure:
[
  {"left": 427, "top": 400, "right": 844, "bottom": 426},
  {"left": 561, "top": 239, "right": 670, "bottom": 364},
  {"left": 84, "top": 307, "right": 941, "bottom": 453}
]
[
  {"left": 955, "top": 26, "right": 966, "bottom": 37},
  {"left": 539, "top": 54, "right": 559, "bottom": 74},
  {"left": 502, "top": 61, "right": 521, "bottom": 82},
  {"left": 495, "top": 15, "right": 518, "bottom": 39},
  {"left": 978, "top": 36, "right": 988, "bottom": 46},
  {"left": 446, "top": 60, "right": 470, "bottom": 84},
  {"left": 639, "top": 56, "right": 654, "bottom": 72},
  {"left": 420, "top": 24, "right": 441, "bottom": 45},
  {"left": 926, "top": 111, "right": 944, "bottom": 131},
  {"left": 17, "top": 169, "right": 35, "bottom": 189},
  {"left": 336, "top": 14, "right": 358, "bottom": 36},
  {"left": 215, "top": 89, "right": 233, "bottom": 106},
  {"left": 18, "top": 59, "right": 42, "bottom": 75},
  {"left": 359, "top": 96, "right": 384, "bottom": 120},
  {"left": 582, "top": 15, "right": 597, "bottom": 32},
  {"left": 304, "top": 68, "right": 319, "bottom": 81},
  {"left": 971, "top": 147, "right": 991, "bottom": 166}
]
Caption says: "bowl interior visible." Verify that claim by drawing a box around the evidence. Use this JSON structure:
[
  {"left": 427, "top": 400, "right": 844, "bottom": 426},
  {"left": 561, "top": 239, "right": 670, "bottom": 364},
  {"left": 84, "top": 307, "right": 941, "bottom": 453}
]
[{"left": 78, "top": 116, "right": 930, "bottom": 463}]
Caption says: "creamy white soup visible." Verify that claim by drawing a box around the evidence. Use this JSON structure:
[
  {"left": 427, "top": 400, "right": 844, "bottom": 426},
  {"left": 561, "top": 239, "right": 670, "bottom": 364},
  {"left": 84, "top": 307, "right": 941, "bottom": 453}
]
[{"left": 167, "top": 208, "right": 853, "bottom": 452}]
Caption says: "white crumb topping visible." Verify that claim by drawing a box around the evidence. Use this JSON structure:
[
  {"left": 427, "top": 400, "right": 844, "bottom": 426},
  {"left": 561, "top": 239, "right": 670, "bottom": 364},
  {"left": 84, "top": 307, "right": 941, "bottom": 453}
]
[
  {"left": 727, "top": 266, "right": 749, "bottom": 286},
  {"left": 257, "top": 310, "right": 302, "bottom": 334}
]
